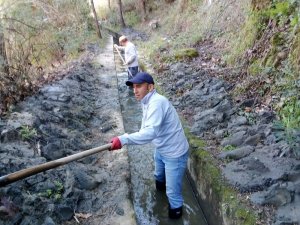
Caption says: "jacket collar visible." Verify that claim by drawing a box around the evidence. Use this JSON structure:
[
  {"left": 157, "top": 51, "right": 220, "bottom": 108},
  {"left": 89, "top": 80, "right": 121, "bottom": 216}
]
[{"left": 141, "top": 89, "right": 156, "bottom": 105}]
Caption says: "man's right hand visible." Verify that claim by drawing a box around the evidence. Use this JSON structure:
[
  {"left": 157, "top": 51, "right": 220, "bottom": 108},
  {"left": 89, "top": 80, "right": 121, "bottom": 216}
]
[{"left": 110, "top": 137, "right": 122, "bottom": 150}]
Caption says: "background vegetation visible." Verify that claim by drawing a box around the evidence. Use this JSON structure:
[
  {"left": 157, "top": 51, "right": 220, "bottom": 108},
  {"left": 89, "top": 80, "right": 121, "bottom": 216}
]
[
  {"left": 0, "top": 0, "right": 97, "bottom": 114},
  {"left": 100, "top": 0, "right": 300, "bottom": 157},
  {"left": 0, "top": 0, "right": 299, "bottom": 155}
]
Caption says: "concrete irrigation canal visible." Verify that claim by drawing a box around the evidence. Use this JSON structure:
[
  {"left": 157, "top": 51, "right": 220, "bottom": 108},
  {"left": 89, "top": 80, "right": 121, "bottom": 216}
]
[
  {"left": 0, "top": 36, "right": 207, "bottom": 225},
  {"left": 3, "top": 32, "right": 298, "bottom": 225}
]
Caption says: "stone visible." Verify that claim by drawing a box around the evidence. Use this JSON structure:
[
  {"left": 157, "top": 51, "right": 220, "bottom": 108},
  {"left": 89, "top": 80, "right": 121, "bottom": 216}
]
[
  {"left": 228, "top": 116, "right": 248, "bottom": 129},
  {"left": 56, "top": 205, "right": 73, "bottom": 221},
  {"left": 243, "top": 134, "right": 261, "bottom": 146},
  {"left": 0, "top": 129, "right": 19, "bottom": 143},
  {"left": 42, "top": 142, "right": 68, "bottom": 160},
  {"left": 74, "top": 170, "right": 101, "bottom": 190},
  {"left": 221, "top": 131, "right": 247, "bottom": 147},
  {"left": 42, "top": 217, "right": 56, "bottom": 225},
  {"left": 7, "top": 112, "right": 34, "bottom": 129},
  {"left": 218, "top": 145, "right": 254, "bottom": 160},
  {"left": 214, "top": 129, "right": 227, "bottom": 139},
  {"left": 251, "top": 184, "right": 292, "bottom": 207},
  {"left": 175, "top": 79, "right": 185, "bottom": 87}
]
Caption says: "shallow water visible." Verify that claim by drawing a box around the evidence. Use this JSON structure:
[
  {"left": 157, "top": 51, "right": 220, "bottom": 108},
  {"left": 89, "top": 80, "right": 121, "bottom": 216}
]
[{"left": 115, "top": 61, "right": 208, "bottom": 225}]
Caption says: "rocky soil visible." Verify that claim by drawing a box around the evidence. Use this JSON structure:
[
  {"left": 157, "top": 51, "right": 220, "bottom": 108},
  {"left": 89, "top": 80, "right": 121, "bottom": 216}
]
[
  {"left": 118, "top": 26, "right": 300, "bottom": 224},
  {"left": 152, "top": 58, "right": 300, "bottom": 225}
]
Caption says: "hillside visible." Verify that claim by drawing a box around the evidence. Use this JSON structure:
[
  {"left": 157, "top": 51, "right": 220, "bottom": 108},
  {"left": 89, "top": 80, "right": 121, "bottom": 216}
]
[{"left": 108, "top": 0, "right": 300, "bottom": 161}]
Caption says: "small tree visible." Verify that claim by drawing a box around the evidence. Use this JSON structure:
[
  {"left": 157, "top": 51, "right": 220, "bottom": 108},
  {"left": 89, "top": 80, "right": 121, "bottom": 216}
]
[
  {"left": 117, "top": 0, "right": 126, "bottom": 27},
  {"left": 138, "top": 0, "right": 147, "bottom": 22}
]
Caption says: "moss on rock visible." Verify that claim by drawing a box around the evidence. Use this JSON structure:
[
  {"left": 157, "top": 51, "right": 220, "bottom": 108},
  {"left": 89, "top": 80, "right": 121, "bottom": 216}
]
[
  {"left": 174, "top": 48, "right": 199, "bottom": 61},
  {"left": 185, "top": 130, "right": 259, "bottom": 225}
]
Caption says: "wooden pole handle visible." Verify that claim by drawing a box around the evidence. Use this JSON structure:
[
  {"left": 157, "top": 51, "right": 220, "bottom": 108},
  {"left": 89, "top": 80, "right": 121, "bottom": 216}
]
[{"left": 0, "top": 143, "right": 112, "bottom": 187}]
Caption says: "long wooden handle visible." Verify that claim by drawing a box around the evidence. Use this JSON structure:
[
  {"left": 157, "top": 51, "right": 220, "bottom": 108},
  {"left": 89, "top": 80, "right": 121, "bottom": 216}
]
[{"left": 0, "top": 143, "right": 112, "bottom": 187}]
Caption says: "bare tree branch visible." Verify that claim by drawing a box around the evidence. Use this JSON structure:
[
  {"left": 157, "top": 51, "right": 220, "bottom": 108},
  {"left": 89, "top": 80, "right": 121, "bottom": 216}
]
[
  {"left": 1, "top": 17, "right": 37, "bottom": 29},
  {"left": 90, "top": 0, "right": 102, "bottom": 39}
]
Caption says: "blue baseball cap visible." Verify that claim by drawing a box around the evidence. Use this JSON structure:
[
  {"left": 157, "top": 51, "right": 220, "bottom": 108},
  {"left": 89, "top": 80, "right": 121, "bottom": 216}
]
[{"left": 126, "top": 72, "right": 155, "bottom": 86}]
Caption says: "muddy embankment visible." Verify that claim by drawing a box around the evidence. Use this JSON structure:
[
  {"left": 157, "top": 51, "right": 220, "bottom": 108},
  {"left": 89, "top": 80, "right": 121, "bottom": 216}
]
[
  {"left": 0, "top": 38, "right": 135, "bottom": 225},
  {"left": 151, "top": 60, "right": 300, "bottom": 225}
]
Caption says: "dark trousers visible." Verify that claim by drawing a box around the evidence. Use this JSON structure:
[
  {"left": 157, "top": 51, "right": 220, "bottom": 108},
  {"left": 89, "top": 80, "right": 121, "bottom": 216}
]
[{"left": 128, "top": 66, "right": 139, "bottom": 79}]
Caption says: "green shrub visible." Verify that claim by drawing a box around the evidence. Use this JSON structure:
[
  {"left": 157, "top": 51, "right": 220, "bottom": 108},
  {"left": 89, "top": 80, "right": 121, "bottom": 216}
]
[
  {"left": 97, "top": 5, "right": 110, "bottom": 20},
  {"left": 280, "top": 96, "right": 300, "bottom": 129},
  {"left": 124, "top": 11, "right": 140, "bottom": 27},
  {"left": 174, "top": 48, "right": 199, "bottom": 60},
  {"left": 40, "top": 180, "right": 64, "bottom": 201},
  {"left": 20, "top": 125, "right": 37, "bottom": 141}
]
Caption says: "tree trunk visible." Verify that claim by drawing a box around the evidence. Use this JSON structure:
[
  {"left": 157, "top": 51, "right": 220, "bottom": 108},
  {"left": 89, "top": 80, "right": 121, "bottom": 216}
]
[
  {"left": 108, "top": 0, "right": 111, "bottom": 10},
  {"left": 0, "top": 28, "right": 9, "bottom": 75},
  {"left": 0, "top": 24, "right": 10, "bottom": 114},
  {"left": 138, "top": 0, "right": 147, "bottom": 22},
  {"left": 90, "top": 0, "right": 102, "bottom": 39},
  {"left": 117, "top": 0, "right": 126, "bottom": 27}
]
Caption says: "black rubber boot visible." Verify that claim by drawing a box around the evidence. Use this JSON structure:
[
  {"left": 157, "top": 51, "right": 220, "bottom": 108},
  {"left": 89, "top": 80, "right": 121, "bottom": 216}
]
[
  {"left": 168, "top": 206, "right": 183, "bottom": 219},
  {"left": 155, "top": 180, "right": 166, "bottom": 191}
]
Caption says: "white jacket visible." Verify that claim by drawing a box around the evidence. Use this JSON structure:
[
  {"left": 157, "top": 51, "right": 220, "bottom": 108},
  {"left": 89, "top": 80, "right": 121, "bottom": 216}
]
[{"left": 119, "top": 90, "right": 189, "bottom": 158}]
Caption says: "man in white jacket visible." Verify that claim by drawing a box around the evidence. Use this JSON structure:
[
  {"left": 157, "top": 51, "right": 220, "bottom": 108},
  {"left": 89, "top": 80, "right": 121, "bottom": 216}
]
[
  {"left": 114, "top": 35, "right": 139, "bottom": 79},
  {"left": 110, "top": 72, "right": 189, "bottom": 219}
]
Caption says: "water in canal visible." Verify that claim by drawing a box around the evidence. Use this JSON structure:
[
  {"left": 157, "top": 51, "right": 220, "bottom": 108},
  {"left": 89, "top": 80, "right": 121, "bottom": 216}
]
[{"left": 114, "top": 51, "right": 208, "bottom": 225}]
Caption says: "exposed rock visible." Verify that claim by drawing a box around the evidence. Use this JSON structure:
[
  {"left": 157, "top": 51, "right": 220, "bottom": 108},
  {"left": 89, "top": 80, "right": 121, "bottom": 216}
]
[
  {"left": 221, "top": 130, "right": 247, "bottom": 147},
  {"left": 42, "top": 142, "right": 72, "bottom": 160},
  {"left": 228, "top": 116, "right": 248, "bottom": 129},
  {"left": 74, "top": 170, "right": 102, "bottom": 190},
  {"left": 42, "top": 217, "right": 56, "bottom": 225},
  {"left": 242, "top": 133, "right": 261, "bottom": 146},
  {"left": 7, "top": 112, "right": 34, "bottom": 129},
  {"left": 0, "top": 129, "right": 19, "bottom": 143},
  {"left": 218, "top": 145, "right": 254, "bottom": 160},
  {"left": 55, "top": 205, "right": 73, "bottom": 221},
  {"left": 251, "top": 183, "right": 293, "bottom": 207}
]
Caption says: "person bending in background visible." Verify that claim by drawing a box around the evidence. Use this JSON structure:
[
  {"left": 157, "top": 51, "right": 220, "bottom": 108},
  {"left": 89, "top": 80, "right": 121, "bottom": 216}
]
[
  {"left": 114, "top": 35, "right": 139, "bottom": 79},
  {"left": 109, "top": 72, "right": 189, "bottom": 219}
]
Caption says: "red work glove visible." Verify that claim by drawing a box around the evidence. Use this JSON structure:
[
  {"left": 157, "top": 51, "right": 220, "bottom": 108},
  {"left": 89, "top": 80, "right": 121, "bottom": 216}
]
[{"left": 110, "top": 137, "right": 122, "bottom": 151}]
